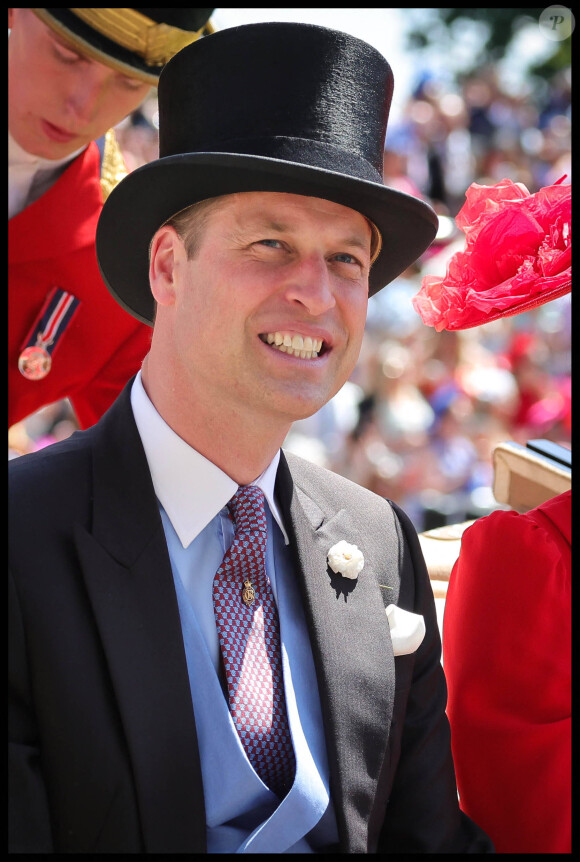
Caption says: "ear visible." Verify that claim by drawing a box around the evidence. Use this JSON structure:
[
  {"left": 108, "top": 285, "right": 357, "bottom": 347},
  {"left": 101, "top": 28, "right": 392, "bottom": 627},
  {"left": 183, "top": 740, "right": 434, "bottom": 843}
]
[{"left": 149, "top": 225, "right": 184, "bottom": 307}]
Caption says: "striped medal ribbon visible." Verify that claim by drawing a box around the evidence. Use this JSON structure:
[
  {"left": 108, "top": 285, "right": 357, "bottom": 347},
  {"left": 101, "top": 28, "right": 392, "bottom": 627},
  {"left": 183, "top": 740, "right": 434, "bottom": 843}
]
[{"left": 18, "top": 287, "right": 81, "bottom": 381}]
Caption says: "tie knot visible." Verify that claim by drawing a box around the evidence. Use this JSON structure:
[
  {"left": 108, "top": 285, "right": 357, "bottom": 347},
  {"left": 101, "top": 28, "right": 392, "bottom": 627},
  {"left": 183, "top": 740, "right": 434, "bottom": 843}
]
[{"left": 228, "top": 485, "right": 268, "bottom": 536}]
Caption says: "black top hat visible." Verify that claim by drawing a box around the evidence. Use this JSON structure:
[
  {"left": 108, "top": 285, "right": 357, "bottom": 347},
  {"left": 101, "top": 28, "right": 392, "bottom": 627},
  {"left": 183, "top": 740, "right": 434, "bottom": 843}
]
[
  {"left": 97, "top": 22, "right": 438, "bottom": 325},
  {"left": 32, "top": 9, "right": 215, "bottom": 84}
]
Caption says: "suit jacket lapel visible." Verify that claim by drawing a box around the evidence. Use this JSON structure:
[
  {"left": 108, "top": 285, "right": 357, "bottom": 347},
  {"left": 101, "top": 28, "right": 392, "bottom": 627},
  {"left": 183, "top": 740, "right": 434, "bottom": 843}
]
[
  {"left": 276, "top": 452, "right": 396, "bottom": 853},
  {"left": 70, "top": 389, "right": 396, "bottom": 851},
  {"left": 74, "top": 385, "right": 206, "bottom": 852}
]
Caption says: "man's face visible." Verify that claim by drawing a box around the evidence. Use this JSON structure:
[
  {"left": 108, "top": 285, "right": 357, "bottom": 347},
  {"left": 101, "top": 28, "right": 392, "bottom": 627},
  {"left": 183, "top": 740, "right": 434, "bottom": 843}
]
[
  {"left": 159, "top": 191, "right": 371, "bottom": 427},
  {"left": 8, "top": 8, "right": 151, "bottom": 159}
]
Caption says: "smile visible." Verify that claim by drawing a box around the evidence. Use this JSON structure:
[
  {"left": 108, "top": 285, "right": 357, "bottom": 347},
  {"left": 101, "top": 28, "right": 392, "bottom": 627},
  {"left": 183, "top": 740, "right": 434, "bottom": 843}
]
[{"left": 259, "top": 331, "right": 325, "bottom": 360}]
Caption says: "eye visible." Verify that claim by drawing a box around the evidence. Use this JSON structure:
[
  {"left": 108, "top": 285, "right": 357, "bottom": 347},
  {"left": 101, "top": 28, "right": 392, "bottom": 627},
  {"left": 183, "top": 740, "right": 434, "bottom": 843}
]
[
  {"left": 332, "top": 252, "right": 366, "bottom": 268},
  {"left": 117, "top": 74, "right": 148, "bottom": 93},
  {"left": 257, "top": 239, "right": 284, "bottom": 249},
  {"left": 52, "top": 41, "right": 83, "bottom": 64}
]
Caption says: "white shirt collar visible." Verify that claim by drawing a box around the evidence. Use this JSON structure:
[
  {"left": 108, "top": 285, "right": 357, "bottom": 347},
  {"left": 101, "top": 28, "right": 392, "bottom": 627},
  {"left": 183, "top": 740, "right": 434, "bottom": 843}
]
[
  {"left": 130, "top": 371, "right": 290, "bottom": 548},
  {"left": 8, "top": 131, "right": 85, "bottom": 218}
]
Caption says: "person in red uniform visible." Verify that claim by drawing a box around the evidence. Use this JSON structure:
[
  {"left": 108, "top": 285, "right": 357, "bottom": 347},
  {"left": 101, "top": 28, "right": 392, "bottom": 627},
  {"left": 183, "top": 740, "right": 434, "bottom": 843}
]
[
  {"left": 413, "top": 176, "right": 571, "bottom": 852},
  {"left": 9, "top": 8, "right": 214, "bottom": 431}
]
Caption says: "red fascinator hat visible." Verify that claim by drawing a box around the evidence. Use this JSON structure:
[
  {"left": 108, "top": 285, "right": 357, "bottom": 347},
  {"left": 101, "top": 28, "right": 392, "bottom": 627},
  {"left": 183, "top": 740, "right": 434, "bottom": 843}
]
[{"left": 412, "top": 176, "right": 571, "bottom": 331}]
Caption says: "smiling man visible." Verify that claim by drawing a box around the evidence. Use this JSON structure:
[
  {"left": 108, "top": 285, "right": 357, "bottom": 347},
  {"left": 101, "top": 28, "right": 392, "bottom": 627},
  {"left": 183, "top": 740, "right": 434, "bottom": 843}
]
[
  {"left": 9, "top": 22, "right": 494, "bottom": 854},
  {"left": 8, "top": 8, "right": 214, "bottom": 431},
  {"left": 144, "top": 192, "right": 372, "bottom": 477}
]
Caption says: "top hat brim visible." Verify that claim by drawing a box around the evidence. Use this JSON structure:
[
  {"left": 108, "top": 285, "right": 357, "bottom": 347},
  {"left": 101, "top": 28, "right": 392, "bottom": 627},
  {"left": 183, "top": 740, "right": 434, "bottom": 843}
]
[{"left": 96, "top": 152, "right": 439, "bottom": 325}]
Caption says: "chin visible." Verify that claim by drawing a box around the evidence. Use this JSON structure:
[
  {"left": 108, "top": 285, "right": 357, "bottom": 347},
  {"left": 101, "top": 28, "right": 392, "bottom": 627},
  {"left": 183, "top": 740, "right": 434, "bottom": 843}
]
[
  {"left": 41, "top": 140, "right": 81, "bottom": 160},
  {"left": 279, "top": 394, "right": 332, "bottom": 424}
]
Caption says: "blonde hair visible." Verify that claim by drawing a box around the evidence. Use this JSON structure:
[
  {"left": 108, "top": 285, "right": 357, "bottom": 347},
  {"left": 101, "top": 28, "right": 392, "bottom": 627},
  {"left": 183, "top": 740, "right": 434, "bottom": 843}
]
[{"left": 163, "top": 196, "right": 228, "bottom": 259}]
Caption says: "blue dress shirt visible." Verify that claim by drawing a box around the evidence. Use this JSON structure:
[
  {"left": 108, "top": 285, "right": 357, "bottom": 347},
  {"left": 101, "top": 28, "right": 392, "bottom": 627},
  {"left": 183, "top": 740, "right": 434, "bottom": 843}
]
[{"left": 130, "top": 373, "right": 339, "bottom": 853}]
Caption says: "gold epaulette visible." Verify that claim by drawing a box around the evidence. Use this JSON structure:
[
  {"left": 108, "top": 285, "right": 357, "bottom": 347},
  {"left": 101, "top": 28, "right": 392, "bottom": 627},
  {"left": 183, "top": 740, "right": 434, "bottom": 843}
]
[{"left": 99, "top": 128, "right": 129, "bottom": 201}]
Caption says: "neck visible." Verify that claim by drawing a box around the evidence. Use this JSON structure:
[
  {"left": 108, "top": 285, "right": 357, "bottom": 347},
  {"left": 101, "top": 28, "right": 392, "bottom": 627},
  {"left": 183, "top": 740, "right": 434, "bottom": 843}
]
[{"left": 141, "top": 355, "right": 290, "bottom": 486}]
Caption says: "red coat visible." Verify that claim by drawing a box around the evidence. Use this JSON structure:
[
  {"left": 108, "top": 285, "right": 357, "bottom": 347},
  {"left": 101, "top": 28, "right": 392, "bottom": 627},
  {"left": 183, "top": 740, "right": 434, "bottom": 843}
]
[
  {"left": 443, "top": 490, "right": 571, "bottom": 853},
  {"left": 9, "top": 140, "right": 151, "bottom": 430}
]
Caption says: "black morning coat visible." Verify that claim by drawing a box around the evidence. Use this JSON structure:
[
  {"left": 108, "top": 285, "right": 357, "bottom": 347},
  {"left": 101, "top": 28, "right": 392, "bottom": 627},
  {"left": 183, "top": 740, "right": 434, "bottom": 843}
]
[{"left": 9, "top": 380, "right": 494, "bottom": 853}]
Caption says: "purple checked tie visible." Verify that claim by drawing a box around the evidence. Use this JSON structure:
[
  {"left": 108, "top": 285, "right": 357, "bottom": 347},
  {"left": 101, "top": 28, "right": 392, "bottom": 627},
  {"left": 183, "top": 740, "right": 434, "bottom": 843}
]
[{"left": 213, "top": 485, "right": 295, "bottom": 798}]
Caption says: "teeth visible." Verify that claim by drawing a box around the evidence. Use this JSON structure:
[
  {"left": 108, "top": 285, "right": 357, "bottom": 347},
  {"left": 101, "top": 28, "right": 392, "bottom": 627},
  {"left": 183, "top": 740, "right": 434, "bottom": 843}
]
[
  {"left": 261, "top": 331, "right": 324, "bottom": 360},
  {"left": 284, "top": 347, "right": 318, "bottom": 359}
]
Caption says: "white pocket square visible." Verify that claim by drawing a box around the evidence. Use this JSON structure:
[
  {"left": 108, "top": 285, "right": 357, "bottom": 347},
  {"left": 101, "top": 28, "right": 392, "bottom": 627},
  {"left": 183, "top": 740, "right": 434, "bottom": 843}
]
[{"left": 386, "top": 604, "right": 426, "bottom": 656}]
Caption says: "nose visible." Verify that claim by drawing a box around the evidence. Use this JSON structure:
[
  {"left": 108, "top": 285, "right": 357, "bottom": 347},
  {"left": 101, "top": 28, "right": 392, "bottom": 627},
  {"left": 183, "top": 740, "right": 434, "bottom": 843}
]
[
  {"left": 64, "top": 66, "right": 110, "bottom": 124},
  {"left": 282, "top": 254, "right": 336, "bottom": 316}
]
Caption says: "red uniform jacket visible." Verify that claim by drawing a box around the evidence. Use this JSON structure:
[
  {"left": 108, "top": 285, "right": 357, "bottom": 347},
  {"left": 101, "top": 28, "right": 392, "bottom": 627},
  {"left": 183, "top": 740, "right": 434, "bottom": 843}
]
[
  {"left": 9, "top": 140, "right": 152, "bottom": 429},
  {"left": 443, "top": 490, "right": 571, "bottom": 853}
]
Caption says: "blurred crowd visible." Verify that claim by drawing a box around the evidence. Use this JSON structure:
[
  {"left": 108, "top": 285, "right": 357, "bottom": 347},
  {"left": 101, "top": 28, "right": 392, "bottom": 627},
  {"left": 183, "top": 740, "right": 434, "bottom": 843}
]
[
  {"left": 384, "top": 63, "right": 571, "bottom": 216},
  {"left": 286, "top": 289, "right": 571, "bottom": 531},
  {"left": 9, "top": 63, "right": 571, "bottom": 533}
]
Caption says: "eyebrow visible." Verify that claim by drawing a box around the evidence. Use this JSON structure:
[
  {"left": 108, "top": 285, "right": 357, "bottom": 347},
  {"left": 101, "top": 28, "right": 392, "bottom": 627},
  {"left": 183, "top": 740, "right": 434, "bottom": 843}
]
[
  {"left": 255, "top": 218, "right": 289, "bottom": 234},
  {"left": 338, "top": 234, "right": 371, "bottom": 252}
]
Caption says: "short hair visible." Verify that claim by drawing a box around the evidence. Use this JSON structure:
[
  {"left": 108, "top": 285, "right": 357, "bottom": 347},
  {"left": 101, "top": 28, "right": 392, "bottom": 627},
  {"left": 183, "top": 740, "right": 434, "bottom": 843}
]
[{"left": 162, "top": 195, "right": 228, "bottom": 260}]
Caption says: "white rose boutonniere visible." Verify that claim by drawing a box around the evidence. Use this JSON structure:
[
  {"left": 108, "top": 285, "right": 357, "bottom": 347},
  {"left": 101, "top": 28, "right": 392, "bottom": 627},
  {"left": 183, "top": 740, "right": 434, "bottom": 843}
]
[{"left": 327, "top": 540, "right": 364, "bottom": 580}]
